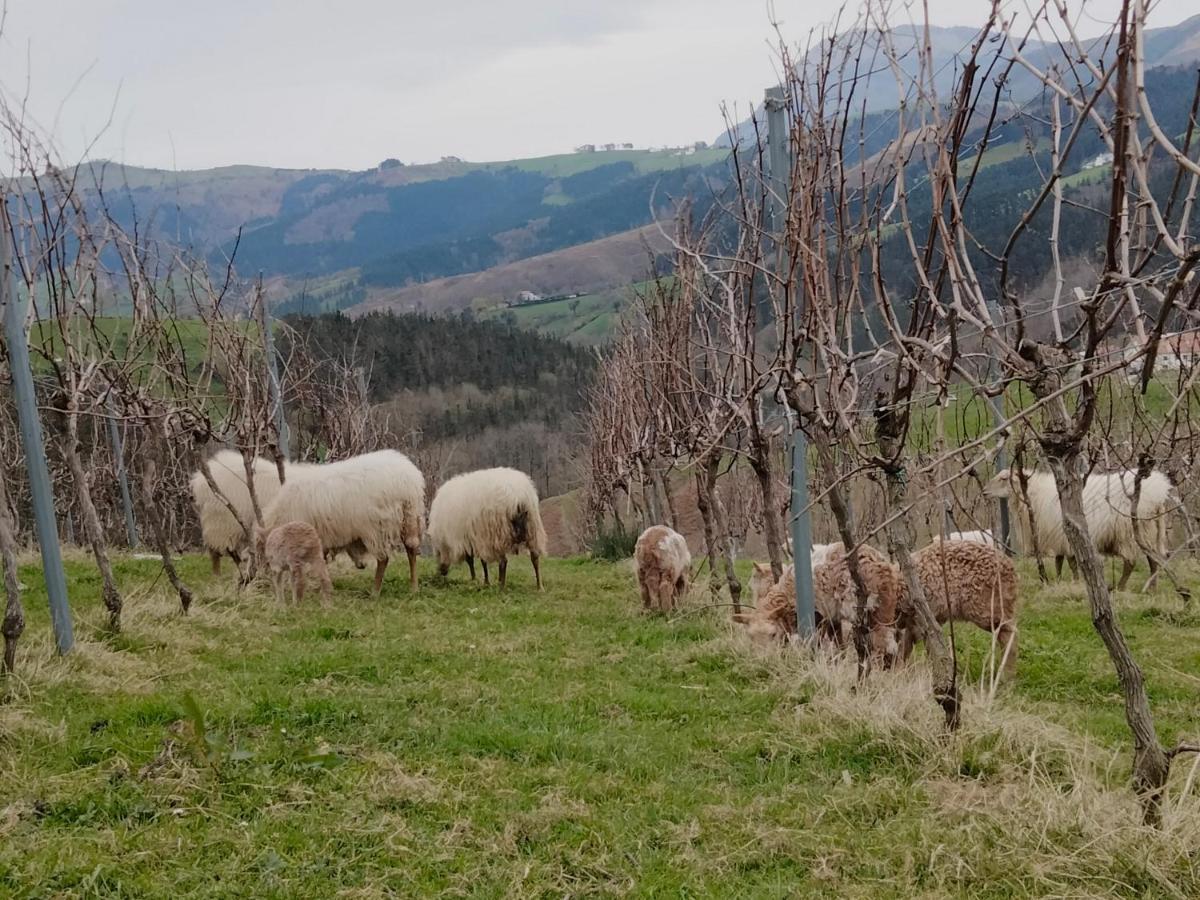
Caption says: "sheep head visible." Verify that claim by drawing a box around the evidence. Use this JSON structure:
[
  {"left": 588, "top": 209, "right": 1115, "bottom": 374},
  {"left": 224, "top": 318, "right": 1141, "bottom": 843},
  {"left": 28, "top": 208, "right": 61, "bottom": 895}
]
[{"left": 983, "top": 469, "right": 1015, "bottom": 499}]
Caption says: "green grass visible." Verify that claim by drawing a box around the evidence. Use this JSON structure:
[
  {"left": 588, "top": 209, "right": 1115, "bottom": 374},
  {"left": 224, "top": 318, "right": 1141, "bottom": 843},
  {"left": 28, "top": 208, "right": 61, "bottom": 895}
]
[
  {"left": 3, "top": 552, "right": 1200, "bottom": 896},
  {"left": 479, "top": 290, "right": 628, "bottom": 345},
  {"left": 958, "top": 137, "right": 1051, "bottom": 173},
  {"left": 1061, "top": 163, "right": 1111, "bottom": 189}
]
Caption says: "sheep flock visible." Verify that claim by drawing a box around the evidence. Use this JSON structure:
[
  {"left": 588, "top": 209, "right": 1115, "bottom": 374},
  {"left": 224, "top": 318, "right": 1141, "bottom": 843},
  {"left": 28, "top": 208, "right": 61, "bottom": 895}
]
[
  {"left": 193, "top": 450, "right": 546, "bottom": 595},
  {"left": 193, "top": 450, "right": 1177, "bottom": 681}
]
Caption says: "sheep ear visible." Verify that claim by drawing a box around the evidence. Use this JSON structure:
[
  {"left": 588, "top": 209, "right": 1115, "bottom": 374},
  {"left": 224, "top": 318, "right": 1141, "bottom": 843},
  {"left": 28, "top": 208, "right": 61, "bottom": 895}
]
[{"left": 752, "top": 562, "right": 769, "bottom": 574}]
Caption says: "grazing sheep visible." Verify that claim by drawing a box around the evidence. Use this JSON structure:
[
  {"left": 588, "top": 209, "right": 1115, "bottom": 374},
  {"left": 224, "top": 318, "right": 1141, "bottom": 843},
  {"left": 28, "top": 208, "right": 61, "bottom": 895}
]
[
  {"left": 898, "top": 540, "right": 1019, "bottom": 676},
  {"left": 255, "top": 521, "right": 333, "bottom": 606},
  {"left": 749, "top": 561, "right": 783, "bottom": 606},
  {"left": 811, "top": 543, "right": 904, "bottom": 662},
  {"left": 747, "top": 543, "right": 840, "bottom": 604},
  {"left": 428, "top": 467, "right": 547, "bottom": 589},
  {"left": 932, "top": 530, "right": 995, "bottom": 546},
  {"left": 190, "top": 450, "right": 293, "bottom": 575},
  {"left": 984, "top": 468, "right": 1173, "bottom": 590},
  {"left": 737, "top": 542, "right": 902, "bottom": 663},
  {"left": 634, "top": 525, "right": 691, "bottom": 612},
  {"left": 262, "top": 450, "right": 425, "bottom": 595},
  {"left": 735, "top": 565, "right": 798, "bottom": 645}
]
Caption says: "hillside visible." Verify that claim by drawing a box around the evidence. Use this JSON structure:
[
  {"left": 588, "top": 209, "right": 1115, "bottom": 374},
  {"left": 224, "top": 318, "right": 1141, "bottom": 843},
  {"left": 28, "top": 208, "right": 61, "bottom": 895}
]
[
  {"left": 350, "top": 224, "right": 671, "bottom": 318},
  {"left": 282, "top": 311, "right": 594, "bottom": 498},
  {"left": 73, "top": 148, "right": 723, "bottom": 277}
]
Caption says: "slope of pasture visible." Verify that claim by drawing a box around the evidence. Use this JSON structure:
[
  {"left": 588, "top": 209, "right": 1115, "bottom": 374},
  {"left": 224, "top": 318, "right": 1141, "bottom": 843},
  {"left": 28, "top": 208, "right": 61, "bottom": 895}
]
[
  {"left": 351, "top": 224, "right": 670, "bottom": 316},
  {"left": 3, "top": 552, "right": 1200, "bottom": 896},
  {"left": 478, "top": 290, "right": 627, "bottom": 345}
]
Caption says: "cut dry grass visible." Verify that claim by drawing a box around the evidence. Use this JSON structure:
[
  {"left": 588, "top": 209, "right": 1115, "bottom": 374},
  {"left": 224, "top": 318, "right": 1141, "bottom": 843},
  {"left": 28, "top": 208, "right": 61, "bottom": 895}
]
[{"left": 1, "top": 553, "right": 1198, "bottom": 896}]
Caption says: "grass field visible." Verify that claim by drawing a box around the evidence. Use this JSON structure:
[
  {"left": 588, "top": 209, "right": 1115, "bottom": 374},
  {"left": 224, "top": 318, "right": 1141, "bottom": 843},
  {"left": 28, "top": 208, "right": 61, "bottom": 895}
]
[
  {"left": 479, "top": 291, "right": 627, "bottom": 345},
  {"left": 3, "top": 552, "right": 1200, "bottom": 897}
]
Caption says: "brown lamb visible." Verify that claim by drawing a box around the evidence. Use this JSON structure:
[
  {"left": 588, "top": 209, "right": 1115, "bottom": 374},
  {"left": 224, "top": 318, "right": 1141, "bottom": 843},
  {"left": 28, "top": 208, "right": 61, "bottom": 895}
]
[
  {"left": 736, "top": 542, "right": 903, "bottom": 663},
  {"left": 256, "top": 521, "right": 334, "bottom": 606},
  {"left": 898, "top": 540, "right": 1019, "bottom": 676},
  {"left": 634, "top": 525, "right": 691, "bottom": 612},
  {"left": 812, "top": 543, "right": 904, "bottom": 663}
]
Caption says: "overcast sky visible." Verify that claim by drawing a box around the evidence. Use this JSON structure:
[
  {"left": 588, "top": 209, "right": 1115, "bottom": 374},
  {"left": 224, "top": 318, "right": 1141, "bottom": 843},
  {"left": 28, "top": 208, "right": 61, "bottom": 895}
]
[{"left": 1, "top": 0, "right": 1194, "bottom": 171}]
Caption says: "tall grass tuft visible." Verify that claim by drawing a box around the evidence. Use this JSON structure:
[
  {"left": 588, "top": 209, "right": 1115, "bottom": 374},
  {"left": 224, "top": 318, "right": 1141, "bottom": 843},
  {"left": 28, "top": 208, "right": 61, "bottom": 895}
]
[{"left": 590, "top": 521, "right": 637, "bottom": 560}]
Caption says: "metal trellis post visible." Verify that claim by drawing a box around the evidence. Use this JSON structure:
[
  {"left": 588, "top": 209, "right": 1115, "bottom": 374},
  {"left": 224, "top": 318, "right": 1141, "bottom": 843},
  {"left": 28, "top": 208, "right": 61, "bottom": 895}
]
[
  {"left": 1, "top": 210, "right": 74, "bottom": 654},
  {"left": 766, "top": 85, "right": 815, "bottom": 640}
]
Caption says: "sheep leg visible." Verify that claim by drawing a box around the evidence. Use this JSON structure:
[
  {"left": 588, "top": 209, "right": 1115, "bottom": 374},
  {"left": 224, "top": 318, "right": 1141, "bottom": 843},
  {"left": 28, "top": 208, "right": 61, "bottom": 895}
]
[
  {"left": 1066, "top": 557, "right": 1078, "bottom": 578},
  {"left": 272, "top": 570, "right": 284, "bottom": 605},
  {"left": 499, "top": 556, "right": 508, "bottom": 589},
  {"left": 291, "top": 564, "right": 307, "bottom": 605},
  {"left": 1116, "top": 558, "right": 1135, "bottom": 591},
  {"left": 372, "top": 556, "right": 388, "bottom": 597},
  {"left": 639, "top": 579, "right": 652, "bottom": 610},
  {"left": 659, "top": 575, "right": 676, "bottom": 612},
  {"left": 316, "top": 561, "right": 333, "bottom": 607},
  {"left": 210, "top": 550, "right": 222, "bottom": 576},
  {"left": 406, "top": 546, "right": 419, "bottom": 593},
  {"left": 482, "top": 560, "right": 490, "bottom": 586},
  {"left": 1054, "top": 555, "right": 1065, "bottom": 578},
  {"left": 466, "top": 554, "right": 476, "bottom": 580},
  {"left": 897, "top": 627, "right": 915, "bottom": 665},
  {"left": 530, "top": 551, "right": 543, "bottom": 591}
]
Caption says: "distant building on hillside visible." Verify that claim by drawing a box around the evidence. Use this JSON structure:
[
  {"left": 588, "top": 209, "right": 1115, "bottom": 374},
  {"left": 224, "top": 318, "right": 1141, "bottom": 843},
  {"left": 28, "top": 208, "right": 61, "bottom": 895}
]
[
  {"left": 1123, "top": 329, "right": 1200, "bottom": 382},
  {"left": 602, "top": 143, "right": 617, "bottom": 151},
  {"left": 574, "top": 144, "right": 596, "bottom": 153},
  {"left": 440, "top": 155, "right": 463, "bottom": 164},
  {"left": 621, "top": 142, "right": 633, "bottom": 149},
  {"left": 511, "top": 290, "right": 543, "bottom": 306}
]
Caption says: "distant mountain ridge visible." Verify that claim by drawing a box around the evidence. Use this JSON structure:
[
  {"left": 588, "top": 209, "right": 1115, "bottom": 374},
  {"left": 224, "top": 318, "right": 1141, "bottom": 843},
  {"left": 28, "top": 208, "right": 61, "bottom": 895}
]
[
  {"left": 717, "top": 14, "right": 1200, "bottom": 147},
  {"left": 70, "top": 148, "right": 728, "bottom": 318}
]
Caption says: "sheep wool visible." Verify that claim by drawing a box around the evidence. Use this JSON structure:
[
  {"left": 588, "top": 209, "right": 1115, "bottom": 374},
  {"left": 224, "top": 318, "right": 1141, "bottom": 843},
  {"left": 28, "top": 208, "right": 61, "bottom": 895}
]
[
  {"left": 190, "top": 449, "right": 291, "bottom": 574},
  {"left": 737, "top": 542, "right": 900, "bottom": 663},
  {"left": 256, "top": 521, "right": 334, "bottom": 607},
  {"left": 262, "top": 449, "right": 425, "bottom": 594},
  {"left": 428, "top": 467, "right": 547, "bottom": 589},
  {"left": 634, "top": 525, "right": 691, "bottom": 612},
  {"left": 985, "top": 468, "right": 1173, "bottom": 590},
  {"left": 901, "top": 539, "right": 1018, "bottom": 676},
  {"left": 748, "top": 543, "right": 839, "bottom": 605}
]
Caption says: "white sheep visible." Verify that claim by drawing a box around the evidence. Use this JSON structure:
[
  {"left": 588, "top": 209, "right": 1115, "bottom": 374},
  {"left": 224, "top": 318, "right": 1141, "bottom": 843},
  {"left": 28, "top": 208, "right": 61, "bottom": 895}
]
[
  {"left": 190, "top": 450, "right": 293, "bottom": 575},
  {"left": 262, "top": 449, "right": 425, "bottom": 595},
  {"left": 428, "top": 467, "right": 547, "bottom": 589},
  {"left": 634, "top": 525, "right": 691, "bottom": 612},
  {"left": 984, "top": 468, "right": 1173, "bottom": 590}
]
